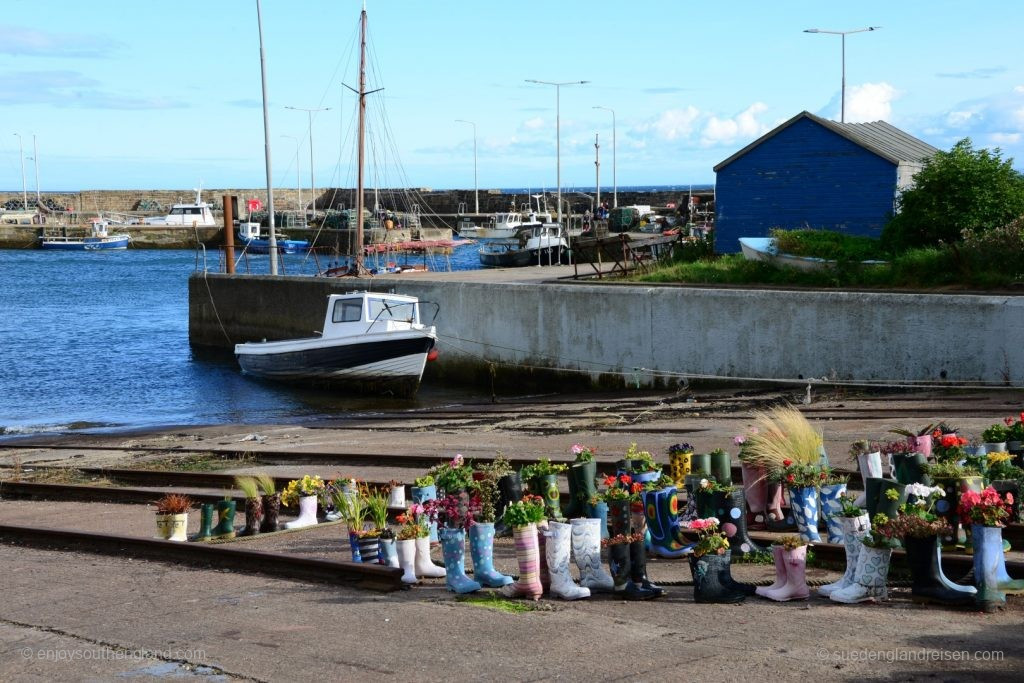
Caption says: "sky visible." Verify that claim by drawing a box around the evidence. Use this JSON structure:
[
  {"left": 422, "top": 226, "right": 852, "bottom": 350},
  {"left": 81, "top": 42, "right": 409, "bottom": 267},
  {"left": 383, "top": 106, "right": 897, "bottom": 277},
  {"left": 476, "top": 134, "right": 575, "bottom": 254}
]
[{"left": 2, "top": 0, "right": 1024, "bottom": 193}]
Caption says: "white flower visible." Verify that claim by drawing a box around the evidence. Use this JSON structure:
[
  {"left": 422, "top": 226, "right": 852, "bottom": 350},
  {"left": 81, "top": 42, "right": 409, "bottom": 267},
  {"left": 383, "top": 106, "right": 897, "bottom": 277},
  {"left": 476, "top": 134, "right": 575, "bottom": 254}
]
[
  {"left": 707, "top": 516, "right": 720, "bottom": 526},
  {"left": 700, "top": 478, "right": 710, "bottom": 489},
  {"left": 905, "top": 483, "right": 944, "bottom": 499}
]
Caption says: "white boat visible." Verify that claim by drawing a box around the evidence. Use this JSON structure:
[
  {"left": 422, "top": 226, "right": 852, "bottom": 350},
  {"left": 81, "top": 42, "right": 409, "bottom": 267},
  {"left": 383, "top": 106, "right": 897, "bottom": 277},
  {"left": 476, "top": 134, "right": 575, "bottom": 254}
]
[
  {"left": 739, "top": 237, "right": 886, "bottom": 272},
  {"left": 39, "top": 219, "right": 131, "bottom": 250},
  {"left": 143, "top": 188, "right": 217, "bottom": 227},
  {"left": 479, "top": 222, "right": 569, "bottom": 267},
  {"left": 237, "top": 220, "right": 309, "bottom": 254},
  {"left": 235, "top": 291, "right": 438, "bottom": 396},
  {"left": 458, "top": 194, "right": 553, "bottom": 239}
]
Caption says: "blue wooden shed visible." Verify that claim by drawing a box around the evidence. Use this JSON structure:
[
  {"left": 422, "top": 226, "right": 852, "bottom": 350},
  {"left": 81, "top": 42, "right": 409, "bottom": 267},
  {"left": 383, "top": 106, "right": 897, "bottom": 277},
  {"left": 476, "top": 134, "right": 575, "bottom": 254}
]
[{"left": 712, "top": 111, "right": 938, "bottom": 253}]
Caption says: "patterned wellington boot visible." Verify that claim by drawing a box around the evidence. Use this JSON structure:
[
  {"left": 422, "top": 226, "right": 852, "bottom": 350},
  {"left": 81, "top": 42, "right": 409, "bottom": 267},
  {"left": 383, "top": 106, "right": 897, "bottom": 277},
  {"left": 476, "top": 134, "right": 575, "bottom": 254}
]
[
  {"left": 468, "top": 522, "right": 513, "bottom": 587},
  {"left": 855, "top": 453, "right": 883, "bottom": 507},
  {"left": 721, "top": 489, "right": 766, "bottom": 556},
  {"left": 756, "top": 545, "right": 787, "bottom": 598},
  {"left": 564, "top": 461, "right": 597, "bottom": 519},
  {"left": 629, "top": 507, "right": 665, "bottom": 598},
  {"left": 818, "top": 483, "right": 848, "bottom": 544},
  {"left": 546, "top": 522, "right": 590, "bottom": 600},
  {"left": 414, "top": 536, "right": 447, "bottom": 578},
  {"left": 788, "top": 486, "right": 821, "bottom": 542},
  {"left": 642, "top": 487, "right": 695, "bottom": 558},
  {"left": 439, "top": 528, "right": 481, "bottom": 594},
  {"left": 819, "top": 513, "right": 870, "bottom": 597},
  {"left": 212, "top": 500, "right": 237, "bottom": 539},
  {"left": 764, "top": 480, "right": 788, "bottom": 532},
  {"left": 535, "top": 475, "right": 564, "bottom": 521},
  {"left": 669, "top": 449, "right": 693, "bottom": 489},
  {"left": 740, "top": 463, "right": 768, "bottom": 530},
  {"left": 241, "top": 497, "right": 262, "bottom": 537},
  {"left": 196, "top": 503, "right": 215, "bottom": 541},
  {"left": 259, "top": 493, "right": 280, "bottom": 533},
  {"left": 493, "top": 473, "right": 523, "bottom": 538},
  {"left": 501, "top": 524, "right": 543, "bottom": 600},
  {"left": 759, "top": 546, "right": 810, "bottom": 601},
  {"left": 411, "top": 485, "right": 438, "bottom": 543},
  {"left": 571, "top": 518, "right": 614, "bottom": 591},
  {"left": 830, "top": 545, "right": 892, "bottom": 604}
]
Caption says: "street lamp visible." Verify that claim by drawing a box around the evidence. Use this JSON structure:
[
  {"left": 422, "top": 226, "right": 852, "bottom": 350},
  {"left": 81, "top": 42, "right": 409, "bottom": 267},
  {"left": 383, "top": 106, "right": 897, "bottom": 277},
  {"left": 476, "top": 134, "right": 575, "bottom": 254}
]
[
  {"left": 32, "top": 134, "right": 40, "bottom": 203},
  {"left": 281, "top": 135, "right": 302, "bottom": 214},
  {"left": 803, "top": 26, "right": 881, "bottom": 123},
  {"left": 454, "top": 119, "right": 478, "bottom": 214},
  {"left": 13, "top": 133, "right": 27, "bottom": 209},
  {"left": 593, "top": 105, "right": 616, "bottom": 208},
  {"left": 285, "top": 105, "right": 331, "bottom": 218},
  {"left": 525, "top": 79, "right": 589, "bottom": 224}
]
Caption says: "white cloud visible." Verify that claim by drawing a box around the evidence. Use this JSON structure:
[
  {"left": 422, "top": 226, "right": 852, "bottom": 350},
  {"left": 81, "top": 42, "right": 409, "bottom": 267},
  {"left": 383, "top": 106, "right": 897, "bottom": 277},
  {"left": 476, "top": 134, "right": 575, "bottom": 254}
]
[
  {"left": 700, "top": 103, "right": 770, "bottom": 146},
  {"left": 844, "top": 82, "right": 900, "bottom": 122},
  {"left": 990, "top": 132, "right": 1022, "bottom": 145},
  {"left": 946, "top": 110, "right": 976, "bottom": 128},
  {"left": 650, "top": 106, "right": 700, "bottom": 141},
  {"left": 522, "top": 117, "right": 545, "bottom": 131},
  {"left": 1015, "top": 85, "right": 1024, "bottom": 93}
]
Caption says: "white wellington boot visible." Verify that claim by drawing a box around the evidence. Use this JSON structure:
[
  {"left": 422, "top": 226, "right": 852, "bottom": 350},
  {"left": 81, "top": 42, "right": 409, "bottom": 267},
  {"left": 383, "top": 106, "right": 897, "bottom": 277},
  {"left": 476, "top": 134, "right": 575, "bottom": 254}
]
[{"left": 547, "top": 522, "right": 590, "bottom": 600}]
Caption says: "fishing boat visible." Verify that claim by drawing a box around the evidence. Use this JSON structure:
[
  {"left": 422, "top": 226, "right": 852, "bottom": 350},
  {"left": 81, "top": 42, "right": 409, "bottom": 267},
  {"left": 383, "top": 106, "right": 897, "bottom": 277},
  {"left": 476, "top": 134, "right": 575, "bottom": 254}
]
[
  {"left": 143, "top": 188, "right": 217, "bottom": 227},
  {"left": 235, "top": 291, "right": 438, "bottom": 396},
  {"left": 237, "top": 220, "right": 309, "bottom": 254},
  {"left": 458, "top": 195, "right": 553, "bottom": 239},
  {"left": 478, "top": 222, "right": 569, "bottom": 267},
  {"left": 38, "top": 219, "right": 130, "bottom": 250}
]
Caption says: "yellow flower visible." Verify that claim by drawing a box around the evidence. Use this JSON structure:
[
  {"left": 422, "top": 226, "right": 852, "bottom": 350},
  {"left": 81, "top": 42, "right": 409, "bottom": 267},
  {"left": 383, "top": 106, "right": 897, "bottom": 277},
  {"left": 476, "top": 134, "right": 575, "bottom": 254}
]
[{"left": 988, "top": 451, "right": 1012, "bottom": 464}]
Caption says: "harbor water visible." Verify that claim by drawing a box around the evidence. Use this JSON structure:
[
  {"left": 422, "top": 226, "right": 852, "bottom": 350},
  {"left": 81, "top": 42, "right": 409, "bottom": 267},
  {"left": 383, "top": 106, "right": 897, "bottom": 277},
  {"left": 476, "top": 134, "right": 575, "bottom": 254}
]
[{"left": 0, "top": 245, "right": 486, "bottom": 436}]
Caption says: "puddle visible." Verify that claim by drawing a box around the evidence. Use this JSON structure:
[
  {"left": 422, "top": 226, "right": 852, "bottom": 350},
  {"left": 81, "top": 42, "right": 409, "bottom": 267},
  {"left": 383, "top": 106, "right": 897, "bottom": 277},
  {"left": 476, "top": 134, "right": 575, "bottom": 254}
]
[{"left": 117, "top": 662, "right": 227, "bottom": 680}]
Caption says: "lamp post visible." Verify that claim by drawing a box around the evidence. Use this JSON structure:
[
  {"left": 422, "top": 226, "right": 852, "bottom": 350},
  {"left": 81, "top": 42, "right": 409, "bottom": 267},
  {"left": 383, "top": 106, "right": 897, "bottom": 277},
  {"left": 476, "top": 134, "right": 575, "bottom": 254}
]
[
  {"left": 592, "top": 106, "right": 616, "bottom": 208},
  {"left": 525, "top": 79, "right": 589, "bottom": 224},
  {"left": 281, "top": 134, "right": 302, "bottom": 214},
  {"left": 13, "top": 133, "right": 27, "bottom": 209},
  {"left": 285, "top": 105, "right": 331, "bottom": 218},
  {"left": 32, "top": 134, "right": 40, "bottom": 203},
  {"left": 803, "top": 26, "right": 881, "bottom": 123},
  {"left": 454, "top": 119, "right": 478, "bottom": 214}
]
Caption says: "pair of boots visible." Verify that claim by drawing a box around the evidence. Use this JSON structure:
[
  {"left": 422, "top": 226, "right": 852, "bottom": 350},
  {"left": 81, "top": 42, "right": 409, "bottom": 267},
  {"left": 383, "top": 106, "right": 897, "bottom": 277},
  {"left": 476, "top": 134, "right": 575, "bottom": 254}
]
[
  {"left": 904, "top": 535, "right": 975, "bottom": 607},
  {"left": 819, "top": 514, "right": 871, "bottom": 598},
  {"left": 196, "top": 501, "right": 237, "bottom": 540},
  {"left": 740, "top": 463, "right": 786, "bottom": 531},
  {"left": 756, "top": 545, "right": 810, "bottom": 601},
  {"left": 830, "top": 543, "right": 893, "bottom": 603},
  {"left": 608, "top": 503, "right": 665, "bottom": 600},
  {"left": 396, "top": 536, "right": 447, "bottom": 585},
  {"left": 690, "top": 550, "right": 754, "bottom": 603}
]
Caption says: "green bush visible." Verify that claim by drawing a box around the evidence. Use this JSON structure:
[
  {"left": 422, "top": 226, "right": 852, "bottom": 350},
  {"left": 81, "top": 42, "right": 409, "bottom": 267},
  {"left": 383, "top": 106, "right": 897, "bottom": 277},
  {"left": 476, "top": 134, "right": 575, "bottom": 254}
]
[
  {"left": 883, "top": 138, "right": 1024, "bottom": 250},
  {"left": 771, "top": 228, "right": 889, "bottom": 262}
]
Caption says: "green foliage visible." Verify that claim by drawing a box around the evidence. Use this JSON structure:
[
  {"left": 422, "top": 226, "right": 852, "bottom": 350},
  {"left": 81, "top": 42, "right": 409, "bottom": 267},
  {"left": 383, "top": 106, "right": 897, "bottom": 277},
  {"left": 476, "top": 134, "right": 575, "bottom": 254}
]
[
  {"left": 670, "top": 234, "right": 715, "bottom": 263},
  {"left": 883, "top": 138, "right": 1024, "bottom": 250},
  {"left": 501, "top": 496, "right": 546, "bottom": 527},
  {"left": 520, "top": 458, "right": 567, "bottom": 480},
  {"left": 771, "top": 228, "right": 889, "bottom": 262}
]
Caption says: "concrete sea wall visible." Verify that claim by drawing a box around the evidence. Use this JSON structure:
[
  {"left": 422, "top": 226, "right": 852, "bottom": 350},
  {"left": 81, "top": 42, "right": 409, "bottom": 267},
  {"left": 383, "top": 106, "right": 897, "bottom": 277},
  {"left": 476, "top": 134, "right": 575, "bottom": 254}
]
[{"left": 189, "top": 273, "right": 1024, "bottom": 389}]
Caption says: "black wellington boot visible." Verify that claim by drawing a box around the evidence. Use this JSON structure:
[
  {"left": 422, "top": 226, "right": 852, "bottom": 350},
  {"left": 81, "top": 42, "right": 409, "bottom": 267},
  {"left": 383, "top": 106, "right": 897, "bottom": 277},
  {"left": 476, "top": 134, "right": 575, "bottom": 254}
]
[
  {"left": 629, "top": 509, "right": 665, "bottom": 598},
  {"left": 724, "top": 489, "right": 767, "bottom": 557},
  {"left": 494, "top": 472, "right": 523, "bottom": 537},
  {"left": 689, "top": 551, "right": 747, "bottom": 604},
  {"left": 904, "top": 534, "right": 975, "bottom": 607}
]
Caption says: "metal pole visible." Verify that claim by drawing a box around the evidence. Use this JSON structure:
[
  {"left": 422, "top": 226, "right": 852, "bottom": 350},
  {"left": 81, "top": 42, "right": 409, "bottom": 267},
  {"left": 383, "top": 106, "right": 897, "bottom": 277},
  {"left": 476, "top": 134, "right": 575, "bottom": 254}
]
[
  {"left": 32, "top": 134, "right": 40, "bottom": 203},
  {"left": 281, "top": 135, "right": 301, "bottom": 213},
  {"left": 593, "top": 105, "right": 616, "bottom": 208},
  {"left": 14, "top": 134, "right": 27, "bottom": 209},
  {"left": 527, "top": 80, "right": 588, "bottom": 225},
  {"left": 285, "top": 106, "right": 332, "bottom": 221},
  {"left": 594, "top": 133, "right": 600, "bottom": 211},
  {"left": 455, "top": 120, "right": 478, "bottom": 213},
  {"left": 841, "top": 33, "right": 846, "bottom": 123},
  {"left": 255, "top": 0, "right": 278, "bottom": 275}
]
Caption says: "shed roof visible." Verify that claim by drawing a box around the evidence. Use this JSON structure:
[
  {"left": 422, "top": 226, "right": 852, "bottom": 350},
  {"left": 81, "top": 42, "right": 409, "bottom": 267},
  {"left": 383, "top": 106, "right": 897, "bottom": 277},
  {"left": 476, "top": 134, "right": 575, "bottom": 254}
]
[{"left": 713, "top": 110, "right": 939, "bottom": 172}]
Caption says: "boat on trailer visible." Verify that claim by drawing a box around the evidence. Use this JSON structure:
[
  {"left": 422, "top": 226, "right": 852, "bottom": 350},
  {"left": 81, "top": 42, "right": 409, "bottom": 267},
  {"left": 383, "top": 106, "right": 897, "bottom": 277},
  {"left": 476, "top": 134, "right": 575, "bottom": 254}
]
[{"left": 234, "top": 291, "right": 438, "bottom": 397}]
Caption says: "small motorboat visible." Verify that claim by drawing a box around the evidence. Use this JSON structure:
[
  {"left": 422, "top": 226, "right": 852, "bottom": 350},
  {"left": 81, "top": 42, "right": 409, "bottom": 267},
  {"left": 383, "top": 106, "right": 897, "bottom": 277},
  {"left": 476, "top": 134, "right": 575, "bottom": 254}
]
[
  {"left": 739, "top": 237, "right": 887, "bottom": 272},
  {"left": 143, "top": 188, "right": 217, "bottom": 227},
  {"left": 39, "top": 219, "right": 131, "bottom": 250},
  {"left": 234, "top": 291, "right": 438, "bottom": 397},
  {"left": 237, "top": 220, "right": 310, "bottom": 254},
  {"left": 458, "top": 194, "right": 553, "bottom": 239},
  {"left": 478, "top": 223, "right": 569, "bottom": 267}
]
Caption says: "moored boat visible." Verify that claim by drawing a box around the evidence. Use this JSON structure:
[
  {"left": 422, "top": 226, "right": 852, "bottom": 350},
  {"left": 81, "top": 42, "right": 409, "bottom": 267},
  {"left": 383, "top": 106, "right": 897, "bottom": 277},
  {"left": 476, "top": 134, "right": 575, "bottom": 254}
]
[
  {"left": 234, "top": 291, "right": 438, "bottom": 397},
  {"left": 39, "top": 219, "right": 131, "bottom": 250},
  {"left": 478, "top": 223, "right": 569, "bottom": 267},
  {"left": 143, "top": 189, "right": 217, "bottom": 227},
  {"left": 237, "top": 220, "right": 309, "bottom": 254}
]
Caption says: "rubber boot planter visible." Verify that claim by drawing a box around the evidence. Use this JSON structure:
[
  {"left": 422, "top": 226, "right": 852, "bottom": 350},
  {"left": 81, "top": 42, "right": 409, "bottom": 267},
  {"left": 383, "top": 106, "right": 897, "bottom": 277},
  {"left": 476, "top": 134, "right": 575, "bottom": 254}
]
[
  {"left": 501, "top": 523, "right": 543, "bottom": 600},
  {"left": 241, "top": 497, "right": 263, "bottom": 537},
  {"left": 758, "top": 545, "right": 810, "bottom": 601},
  {"left": 571, "top": 517, "right": 614, "bottom": 591},
  {"left": 819, "top": 513, "right": 870, "bottom": 597},
  {"left": 357, "top": 534, "right": 380, "bottom": 564},
  {"left": 468, "top": 522, "right": 513, "bottom": 588},
  {"left": 709, "top": 450, "right": 732, "bottom": 486},
  {"left": 740, "top": 462, "right": 769, "bottom": 530},
  {"left": 690, "top": 550, "right": 747, "bottom": 604},
  {"left": 629, "top": 504, "right": 665, "bottom": 598},
  {"left": 904, "top": 534, "right": 975, "bottom": 607},
  {"left": 440, "top": 528, "right": 481, "bottom": 594},
  {"left": 196, "top": 503, "right": 215, "bottom": 541},
  {"left": 788, "top": 486, "right": 821, "bottom": 543},
  {"left": 818, "top": 483, "right": 847, "bottom": 544},
  {"left": 854, "top": 452, "right": 883, "bottom": 507},
  {"left": 414, "top": 536, "right": 446, "bottom": 578},
  {"left": 875, "top": 480, "right": 907, "bottom": 521},
  {"left": 532, "top": 474, "right": 564, "bottom": 521},
  {"left": 397, "top": 538, "right": 418, "bottom": 584},
  {"left": 830, "top": 543, "right": 892, "bottom": 604},
  {"left": 411, "top": 484, "right": 438, "bottom": 543},
  {"left": 893, "top": 453, "right": 931, "bottom": 486},
  {"left": 348, "top": 531, "right": 362, "bottom": 562},
  {"left": 908, "top": 434, "right": 932, "bottom": 458},
  {"left": 493, "top": 473, "right": 523, "bottom": 538},
  {"left": 212, "top": 500, "right": 236, "bottom": 539},
  {"left": 593, "top": 500, "right": 609, "bottom": 540},
  {"left": 669, "top": 449, "right": 692, "bottom": 488},
  {"left": 536, "top": 520, "right": 551, "bottom": 593},
  {"left": 259, "top": 493, "right": 280, "bottom": 533},
  {"left": 756, "top": 545, "right": 787, "bottom": 598},
  {"left": 689, "top": 453, "right": 711, "bottom": 478},
  {"left": 284, "top": 494, "right": 318, "bottom": 530},
  {"left": 764, "top": 479, "right": 788, "bottom": 532},
  {"left": 722, "top": 489, "right": 766, "bottom": 556},
  {"left": 606, "top": 502, "right": 657, "bottom": 600},
  {"left": 564, "top": 460, "right": 597, "bottom": 519},
  {"left": 378, "top": 536, "right": 400, "bottom": 568},
  {"left": 972, "top": 525, "right": 1007, "bottom": 612},
  {"left": 642, "top": 487, "right": 695, "bottom": 558},
  {"left": 546, "top": 521, "right": 590, "bottom": 600}
]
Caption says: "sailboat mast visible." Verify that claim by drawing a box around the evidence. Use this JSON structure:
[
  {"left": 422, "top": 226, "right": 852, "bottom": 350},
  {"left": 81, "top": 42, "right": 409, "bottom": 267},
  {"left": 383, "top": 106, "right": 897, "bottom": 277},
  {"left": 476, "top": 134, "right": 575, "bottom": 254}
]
[
  {"left": 256, "top": 0, "right": 278, "bottom": 275},
  {"left": 354, "top": 5, "right": 367, "bottom": 273}
]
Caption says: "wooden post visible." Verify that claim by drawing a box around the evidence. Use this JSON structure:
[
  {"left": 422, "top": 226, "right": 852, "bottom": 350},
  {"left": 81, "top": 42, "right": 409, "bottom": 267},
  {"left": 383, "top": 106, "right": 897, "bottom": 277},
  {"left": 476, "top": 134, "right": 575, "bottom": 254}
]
[{"left": 223, "top": 195, "right": 236, "bottom": 274}]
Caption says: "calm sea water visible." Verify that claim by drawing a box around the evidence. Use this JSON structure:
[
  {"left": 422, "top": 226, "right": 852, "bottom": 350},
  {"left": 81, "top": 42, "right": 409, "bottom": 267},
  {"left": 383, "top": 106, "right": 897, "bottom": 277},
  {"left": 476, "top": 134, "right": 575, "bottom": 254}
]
[{"left": 0, "top": 245, "right": 486, "bottom": 436}]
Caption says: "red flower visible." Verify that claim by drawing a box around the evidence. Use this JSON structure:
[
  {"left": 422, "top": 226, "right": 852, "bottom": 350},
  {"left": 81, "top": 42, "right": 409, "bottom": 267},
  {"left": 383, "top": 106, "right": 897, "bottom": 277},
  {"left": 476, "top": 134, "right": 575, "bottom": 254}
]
[
  {"left": 603, "top": 475, "right": 617, "bottom": 487},
  {"left": 619, "top": 474, "right": 632, "bottom": 486},
  {"left": 932, "top": 429, "right": 942, "bottom": 439},
  {"left": 630, "top": 483, "right": 643, "bottom": 495},
  {"left": 786, "top": 474, "right": 796, "bottom": 483},
  {"left": 819, "top": 472, "right": 827, "bottom": 479},
  {"left": 782, "top": 459, "right": 793, "bottom": 467},
  {"left": 1008, "top": 493, "right": 1015, "bottom": 505},
  {"left": 1006, "top": 417, "right": 1015, "bottom": 426}
]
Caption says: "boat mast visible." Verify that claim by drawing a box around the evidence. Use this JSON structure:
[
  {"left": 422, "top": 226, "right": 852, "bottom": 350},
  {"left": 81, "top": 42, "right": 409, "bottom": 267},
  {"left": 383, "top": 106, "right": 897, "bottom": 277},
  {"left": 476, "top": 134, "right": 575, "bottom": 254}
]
[
  {"left": 354, "top": 4, "right": 368, "bottom": 275},
  {"left": 256, "top": 0, "right": 278, "bottom": 275}
]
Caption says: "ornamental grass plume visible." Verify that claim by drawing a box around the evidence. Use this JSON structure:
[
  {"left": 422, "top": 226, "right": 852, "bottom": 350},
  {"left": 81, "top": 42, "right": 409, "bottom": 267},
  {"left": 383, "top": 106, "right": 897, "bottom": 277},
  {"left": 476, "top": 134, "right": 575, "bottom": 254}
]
[{"left": 742, "top": 405, "right": 823, "bottom": 471}]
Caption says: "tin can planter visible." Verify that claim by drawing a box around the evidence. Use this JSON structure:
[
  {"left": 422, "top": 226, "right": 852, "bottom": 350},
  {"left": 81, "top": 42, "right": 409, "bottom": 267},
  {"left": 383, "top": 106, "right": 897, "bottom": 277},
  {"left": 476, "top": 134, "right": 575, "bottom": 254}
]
[{"left": 155, "top": 513, "right": 188, "bottom": 542}]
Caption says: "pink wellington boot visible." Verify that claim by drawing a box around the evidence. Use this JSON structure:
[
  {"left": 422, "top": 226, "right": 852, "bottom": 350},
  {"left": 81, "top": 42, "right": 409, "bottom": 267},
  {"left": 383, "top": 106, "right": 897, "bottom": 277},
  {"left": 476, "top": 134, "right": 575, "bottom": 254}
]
[
  {"left": 755, "top": 544, "right": 787, "bottom": 598},
  {"left": 760, "top": 545, "right": 810, "bottom": 602}
]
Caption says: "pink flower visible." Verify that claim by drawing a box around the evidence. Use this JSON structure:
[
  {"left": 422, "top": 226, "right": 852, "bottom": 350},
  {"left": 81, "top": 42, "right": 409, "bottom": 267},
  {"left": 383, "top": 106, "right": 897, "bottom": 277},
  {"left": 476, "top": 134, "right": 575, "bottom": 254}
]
[
  {"left": 571, "top": 444, "right": 584, "bottom": 454},
  {"left": 733, "top": 436, "right": 745, "bottom": 446},
  {"left": 451, "top": 453, "right": 464, "bottom": 467}
]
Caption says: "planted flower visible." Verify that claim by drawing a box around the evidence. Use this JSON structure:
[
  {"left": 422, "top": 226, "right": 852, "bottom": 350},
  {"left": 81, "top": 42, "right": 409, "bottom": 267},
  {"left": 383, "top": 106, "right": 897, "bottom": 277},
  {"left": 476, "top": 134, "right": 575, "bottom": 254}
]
[
  {"left": 501, "top": 495, "right": 546, "bottom": 528},
  {"left": 688, "top": 517, "right": 729, "bottom": 558},
  {"left": 571, "top": 444, "right": 596, "bottom": 463},
  {"left": 958, "top": 487, "right": 1012, "bottom": 527},
  {"left": 281, "top": 475, "right": 326, "bottom": 507}
]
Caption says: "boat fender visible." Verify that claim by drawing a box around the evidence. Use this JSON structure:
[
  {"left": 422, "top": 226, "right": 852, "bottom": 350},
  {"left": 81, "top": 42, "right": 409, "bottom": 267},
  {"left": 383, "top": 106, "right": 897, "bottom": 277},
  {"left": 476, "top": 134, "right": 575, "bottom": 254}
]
[{"left": 427, "top": 350, "right": 439, "bottom": 362}]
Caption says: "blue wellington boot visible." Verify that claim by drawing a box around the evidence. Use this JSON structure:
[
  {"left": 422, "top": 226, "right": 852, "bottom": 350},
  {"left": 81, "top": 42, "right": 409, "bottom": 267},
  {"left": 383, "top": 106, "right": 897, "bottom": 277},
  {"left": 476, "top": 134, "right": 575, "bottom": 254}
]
[
  {"left": 469, "top": 522, "right": 513, "bottom": 587},
  {"left": 642, "top": 487, "right": 694, "bottom": 558},
  {"left": 440, "top": 528, "right": 481, "bottom": 594}
]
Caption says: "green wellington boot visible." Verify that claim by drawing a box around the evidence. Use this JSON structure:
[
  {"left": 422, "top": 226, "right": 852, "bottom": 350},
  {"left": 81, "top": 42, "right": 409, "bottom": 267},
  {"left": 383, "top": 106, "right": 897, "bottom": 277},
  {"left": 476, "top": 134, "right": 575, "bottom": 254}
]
[
  {"left": 212, "top": 499, "right": 237, "bottom": 539},
  {"left": 196, "top": 503, "right": 215, "bottom": 541},
  {"left": 709, "top": 450, "right": 732, "bottom": 486},
  {"left": 564, "top": 460, "right": 597, "bottom": 519}
]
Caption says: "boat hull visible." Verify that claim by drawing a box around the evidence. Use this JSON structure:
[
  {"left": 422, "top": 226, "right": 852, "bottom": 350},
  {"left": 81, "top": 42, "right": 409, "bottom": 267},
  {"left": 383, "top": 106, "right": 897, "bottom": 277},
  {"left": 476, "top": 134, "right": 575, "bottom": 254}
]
[
  {"left": 39, "top": 236, "right": 130, "bottom": 250},
  {"left": 479, "top": 245, "right": 567, "bottom": 268},
  {"left": 235, "top": 330, "right": 435, "bottom": 397},
  {"left": 242, "top": 238, "right": 310, "bottom": 254},
  {"left": 738, "top": 237, "right": 886, "bottom": 272}
]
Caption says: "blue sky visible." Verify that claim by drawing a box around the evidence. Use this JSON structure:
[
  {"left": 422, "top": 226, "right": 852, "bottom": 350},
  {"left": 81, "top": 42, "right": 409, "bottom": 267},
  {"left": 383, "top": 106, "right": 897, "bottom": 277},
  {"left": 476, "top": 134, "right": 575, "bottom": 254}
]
[{"left": 3, "top": 0, "right": 1023, "bottom": 192}]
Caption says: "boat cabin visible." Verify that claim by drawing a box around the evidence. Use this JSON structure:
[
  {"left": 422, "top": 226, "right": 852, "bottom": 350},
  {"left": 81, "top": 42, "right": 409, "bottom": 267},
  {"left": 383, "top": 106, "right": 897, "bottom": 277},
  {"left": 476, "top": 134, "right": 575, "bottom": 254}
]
[{"left": 322, "top": 292, "right": 423, "bottom": 339}]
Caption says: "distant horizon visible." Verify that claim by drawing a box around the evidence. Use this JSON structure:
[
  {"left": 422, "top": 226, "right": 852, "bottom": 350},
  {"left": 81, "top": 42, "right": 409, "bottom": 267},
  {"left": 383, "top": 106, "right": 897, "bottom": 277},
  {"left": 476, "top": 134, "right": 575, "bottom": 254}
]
[{"left": 0, "top": 183, "right": 717, "bottom": 196}]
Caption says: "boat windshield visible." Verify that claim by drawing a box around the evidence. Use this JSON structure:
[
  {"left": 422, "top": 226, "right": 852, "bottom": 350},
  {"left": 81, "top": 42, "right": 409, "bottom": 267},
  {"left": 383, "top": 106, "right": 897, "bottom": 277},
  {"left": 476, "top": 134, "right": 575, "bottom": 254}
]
[
  {"left": 332, "top": 299, "right": 363, "bottom": 323},
  {"left": 368, "top": 298, "right": 416, "bottom": 323}
]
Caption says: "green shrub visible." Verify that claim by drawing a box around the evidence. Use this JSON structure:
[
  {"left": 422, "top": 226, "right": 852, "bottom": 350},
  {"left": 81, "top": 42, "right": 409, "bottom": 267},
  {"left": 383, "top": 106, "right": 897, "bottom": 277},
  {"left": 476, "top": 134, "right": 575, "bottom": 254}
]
[{"left": 770, "top": 228, "right": 888, "bottom": 262}]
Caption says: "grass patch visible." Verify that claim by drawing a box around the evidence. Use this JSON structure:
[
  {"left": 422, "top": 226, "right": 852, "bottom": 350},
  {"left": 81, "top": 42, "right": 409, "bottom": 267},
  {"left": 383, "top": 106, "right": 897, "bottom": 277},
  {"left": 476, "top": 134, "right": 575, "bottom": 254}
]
[
  {"left": 771, "top": 229, "right": 889, "bottom": 262},
  {"left": 20, "top": 468, "right": 113, "bottom": 486},
  {"left": 454, "top": 592, "right": 541, "bottom": 614},
  {"left": 732, "top": 549, "right": 774, "bottom": 565},
  {"left": 131, "top": 452, "right": 259, "bottom": 472}
]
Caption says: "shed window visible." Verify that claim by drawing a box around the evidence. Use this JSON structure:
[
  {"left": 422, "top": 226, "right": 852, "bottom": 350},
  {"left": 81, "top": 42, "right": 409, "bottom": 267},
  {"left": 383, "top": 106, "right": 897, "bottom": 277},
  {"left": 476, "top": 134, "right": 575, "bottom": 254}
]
[{"left": 332, "top": 299, "right": 363, "bottom": 323}]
